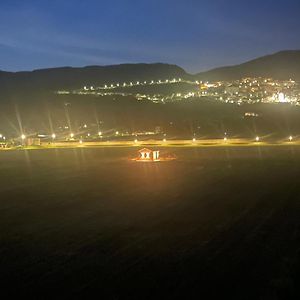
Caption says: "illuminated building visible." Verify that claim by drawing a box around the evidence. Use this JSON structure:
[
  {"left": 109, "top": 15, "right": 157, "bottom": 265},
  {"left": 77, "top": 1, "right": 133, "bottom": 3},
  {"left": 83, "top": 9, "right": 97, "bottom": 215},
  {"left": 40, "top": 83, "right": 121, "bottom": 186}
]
[{"left": 137, "top": 148, "right": 160, "bottom": 162}]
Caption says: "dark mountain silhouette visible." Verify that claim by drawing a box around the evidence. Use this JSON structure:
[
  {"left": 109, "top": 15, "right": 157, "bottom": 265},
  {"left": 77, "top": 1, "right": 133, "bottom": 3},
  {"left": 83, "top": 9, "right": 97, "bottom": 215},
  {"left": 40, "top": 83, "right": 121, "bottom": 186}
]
[
  {"left": 0, "top": 63, "right": 189, "bottom": 94},
  {"left": 195, "top": 50, "right": 300, "bottom": 81},
  {"left": 0, "top": 50, "right": 300, "bottom": 95}
]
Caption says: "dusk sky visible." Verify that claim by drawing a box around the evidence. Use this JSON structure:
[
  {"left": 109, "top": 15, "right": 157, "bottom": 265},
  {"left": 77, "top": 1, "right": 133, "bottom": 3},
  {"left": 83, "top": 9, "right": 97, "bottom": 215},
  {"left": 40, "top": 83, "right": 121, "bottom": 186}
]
[{"left": 1, "top": 0, "right": 300, "bottom": 73}]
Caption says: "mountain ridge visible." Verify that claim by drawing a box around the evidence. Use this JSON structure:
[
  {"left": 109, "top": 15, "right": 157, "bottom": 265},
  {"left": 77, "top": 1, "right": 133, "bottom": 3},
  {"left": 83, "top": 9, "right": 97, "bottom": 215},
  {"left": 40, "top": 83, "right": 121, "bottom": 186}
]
[
  {"left": 0, "top": 63, "right": 189, "bottom": 93},
  {"left": 0, "top": 50, "right": 300, "bottom": 94},
  {"left": 195, "top": 50, "right": 300, "bottom": 81}
]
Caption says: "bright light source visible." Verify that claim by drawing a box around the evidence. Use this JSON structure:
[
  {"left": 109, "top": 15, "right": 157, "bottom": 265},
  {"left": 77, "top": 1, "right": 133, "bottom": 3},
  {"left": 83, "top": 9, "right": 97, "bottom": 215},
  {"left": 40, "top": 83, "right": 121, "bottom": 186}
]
[
  {"left": 134, "top": 139, "right": 138, "bottom": 143},
  {"left": 21, "top": 134, "right": 26, "bottom": 140},
  {"left": 98, "top": 131, "right": 102, "bottom": 136},
  {"left": 278, "top": 92, "right": 286, "bottom": 103},
  {"left": 51, "top": 133, "right": 56, "bottom": 139},
  {"left": 70, "top": 133, "right": 74, "bottom": 138},
  {"left": 255, "top": 136, "right": 260, "bottom": 142},
  {"left": 79, "top": 140, "right": 83, "bottom": 144},
  {"left": 224, "top": 137, "right": 227, "bottom": 142},
  {"left": 0, "top": 134, "right": 2, "bottom": 138},
  {"left": 115, "top": 131, "right": 119, "bottom": 135},
  {"left": 163, "top": 138, "right": 166, "bottom": 142},
  {"left": 192, "top": 138, "right": 196, "bottom": 142},
  {"left": 289, "top": 136, "right": 293, "bottom": 141}
]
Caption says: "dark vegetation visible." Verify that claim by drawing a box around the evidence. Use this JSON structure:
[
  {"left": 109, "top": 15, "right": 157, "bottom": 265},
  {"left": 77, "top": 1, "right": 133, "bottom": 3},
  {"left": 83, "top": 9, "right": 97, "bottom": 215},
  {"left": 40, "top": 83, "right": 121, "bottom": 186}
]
[{"left": 1, "top": 92, "right": 300, "bottom": 139}]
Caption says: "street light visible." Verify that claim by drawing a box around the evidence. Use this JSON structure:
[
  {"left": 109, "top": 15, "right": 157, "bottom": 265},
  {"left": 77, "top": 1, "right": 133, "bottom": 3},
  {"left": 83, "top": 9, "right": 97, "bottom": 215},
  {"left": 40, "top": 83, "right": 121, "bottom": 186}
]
[
  {"left": 192, "top": 138, "right": 196, "bottom": 142},
  {"left": 21, "top": 134, "right": 26, "bottom": 140},
  {"left": 98, "top": 131, "right": 102, "bottom": 136},
  {"left": 70, "top": 133, "right": 74, "bottom": 138},
  {"left": 255, "top": 136, "right": 260, "bottom": 142},
  {"left": 289, "top": 135, "right": 293, "bottom": 142},
  {"left": 51, "top": 133, "right": 56, "bottom": 139}
]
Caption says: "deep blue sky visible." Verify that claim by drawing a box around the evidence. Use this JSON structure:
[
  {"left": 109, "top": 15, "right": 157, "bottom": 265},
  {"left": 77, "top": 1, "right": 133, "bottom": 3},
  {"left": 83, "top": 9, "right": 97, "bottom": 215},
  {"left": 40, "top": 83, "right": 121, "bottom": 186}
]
[{"left": 1, "top": 0, "right": 300, "bottom": 73}]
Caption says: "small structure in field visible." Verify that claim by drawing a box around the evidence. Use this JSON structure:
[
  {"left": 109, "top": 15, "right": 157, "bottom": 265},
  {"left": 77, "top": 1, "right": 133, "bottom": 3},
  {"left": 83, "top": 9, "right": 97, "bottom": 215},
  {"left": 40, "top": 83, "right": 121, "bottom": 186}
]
[
  {"left": 132, "top": 148, "right": 176, "bottom": 162},
  {"left": 137, "top": 148, "right": 160, "bottom": 162},
  {"left": 0, "top": 142, "right": 7, "bottom": 149}
]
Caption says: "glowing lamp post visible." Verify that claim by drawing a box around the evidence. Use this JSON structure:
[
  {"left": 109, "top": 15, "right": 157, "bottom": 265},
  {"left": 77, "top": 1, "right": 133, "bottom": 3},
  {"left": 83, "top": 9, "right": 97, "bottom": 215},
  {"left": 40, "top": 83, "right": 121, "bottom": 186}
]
[
  {"left": 255, "top": 136, "right": 260, "bottom": 142},
  {"left": 51, "top": 133, "right": 56, "bottom": 139},
  {"left": 289, "top": 136, "right": 293, "bottom": 142},
  {"left": 21, "top": 134, "right": 26, "bottom": 145}
]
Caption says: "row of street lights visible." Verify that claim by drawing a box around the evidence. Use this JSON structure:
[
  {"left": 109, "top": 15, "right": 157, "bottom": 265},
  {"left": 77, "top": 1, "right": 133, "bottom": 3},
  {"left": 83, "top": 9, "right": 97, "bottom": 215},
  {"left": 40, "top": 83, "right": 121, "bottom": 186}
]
[
  {"left": 17, "top": 131, "right": 103, "bottom": 141},
  {"left": 13, "top": 134, "right": 295, "bottom": 144}
]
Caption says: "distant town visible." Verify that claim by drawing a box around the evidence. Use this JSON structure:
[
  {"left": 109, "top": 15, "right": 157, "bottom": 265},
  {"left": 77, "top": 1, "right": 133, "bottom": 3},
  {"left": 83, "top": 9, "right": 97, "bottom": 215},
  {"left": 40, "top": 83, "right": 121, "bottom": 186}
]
[
  {"left": 57, "top": 77, "right": 300, "bottom": 105},
  {"left": 0, "top": 76, "right": 299, "bottom": 149}
]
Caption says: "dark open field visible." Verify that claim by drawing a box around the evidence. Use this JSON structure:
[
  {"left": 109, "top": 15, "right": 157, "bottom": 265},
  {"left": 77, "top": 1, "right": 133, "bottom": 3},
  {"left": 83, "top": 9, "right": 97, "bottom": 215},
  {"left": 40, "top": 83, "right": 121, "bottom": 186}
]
[{"left": 0, "top": 147, "right": 299, "bottom": 299}]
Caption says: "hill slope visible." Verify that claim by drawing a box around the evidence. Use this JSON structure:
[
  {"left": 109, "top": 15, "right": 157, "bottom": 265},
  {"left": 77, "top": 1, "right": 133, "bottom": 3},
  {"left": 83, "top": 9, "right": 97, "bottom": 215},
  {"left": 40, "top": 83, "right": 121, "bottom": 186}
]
[
  {"left": 0, "top": 50, "right": 300, "bottom": 95},
  {"left": 195, "top": 50, "right": 300, "bottom": 81},
  {"left": 0, "top": 63, "right": 189, "bottom": 93}
]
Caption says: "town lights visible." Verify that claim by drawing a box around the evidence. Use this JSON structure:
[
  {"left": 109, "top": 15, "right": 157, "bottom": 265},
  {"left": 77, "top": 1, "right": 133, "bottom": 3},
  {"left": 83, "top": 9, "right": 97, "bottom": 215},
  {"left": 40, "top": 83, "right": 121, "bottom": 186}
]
[
  {"left": 192, "top": 138, "right": 196, "bottom": 142},
  {"left": 255, "top": 136, "right": 260, "bottom": 142},
  {"left": 0, "top": 134, "right": 2, "bottom": 138},
  {"left": 115, "top": 131, "right": 119, "bottom": 135},
  {"left": 163, "top": 138, "right": 167, "bottom": 142},
  {"left": 79, "top": 140, "right": 83, "bottom": 144},
  {"left": 223, "top": 137, "right": 227, "bottom": 142},
  {"left": 51, "top": 133, "right": 56, "bottom": 139},
  {"left": 21, "top": 134, "right": 26, "bottom": 140},
  {"left": 70, "top": 133, "right": 74, "bottom": 138},
  {"left": 134, "top": 139, "right": 138, "bottom": 143},
  {"left": 289, "top": 136, "right": 293, "bottom": 142},
  {"left": 98, "top": 131, "right": 102, "bottom": 136}
]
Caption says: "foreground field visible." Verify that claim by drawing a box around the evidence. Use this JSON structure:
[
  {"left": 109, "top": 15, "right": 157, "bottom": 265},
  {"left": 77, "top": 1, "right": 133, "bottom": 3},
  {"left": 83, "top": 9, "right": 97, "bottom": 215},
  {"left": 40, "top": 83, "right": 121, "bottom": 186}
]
[{"left": 0, "top": 146, "right": 299, "bottom": 299}]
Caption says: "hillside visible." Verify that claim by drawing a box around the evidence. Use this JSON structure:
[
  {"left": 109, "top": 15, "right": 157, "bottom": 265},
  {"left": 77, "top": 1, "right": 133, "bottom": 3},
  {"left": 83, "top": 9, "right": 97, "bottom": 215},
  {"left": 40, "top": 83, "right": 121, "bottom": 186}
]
[
  {"left": 0, "top": 63, "right": 189, "bottom": 94},
  {"left": 195, "top": 50, "right": 300, "bottom": 81},
  {"left": 0, "top": 51, "right": 300, "bottom": 95}
]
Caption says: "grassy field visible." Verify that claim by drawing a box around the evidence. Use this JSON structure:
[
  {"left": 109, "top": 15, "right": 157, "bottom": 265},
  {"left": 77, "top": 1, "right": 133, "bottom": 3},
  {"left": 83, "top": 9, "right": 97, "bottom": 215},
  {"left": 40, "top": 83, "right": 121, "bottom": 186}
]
[{"left": 0, "top": 146, "right": 299, "bottom": 299}]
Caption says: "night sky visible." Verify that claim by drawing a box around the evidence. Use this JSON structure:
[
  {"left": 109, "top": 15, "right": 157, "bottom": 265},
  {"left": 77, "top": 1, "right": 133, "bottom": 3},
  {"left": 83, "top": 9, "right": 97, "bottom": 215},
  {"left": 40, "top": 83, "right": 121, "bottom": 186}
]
[{"left": 1, "top": 0, "right": 300, "bottom": 73}]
